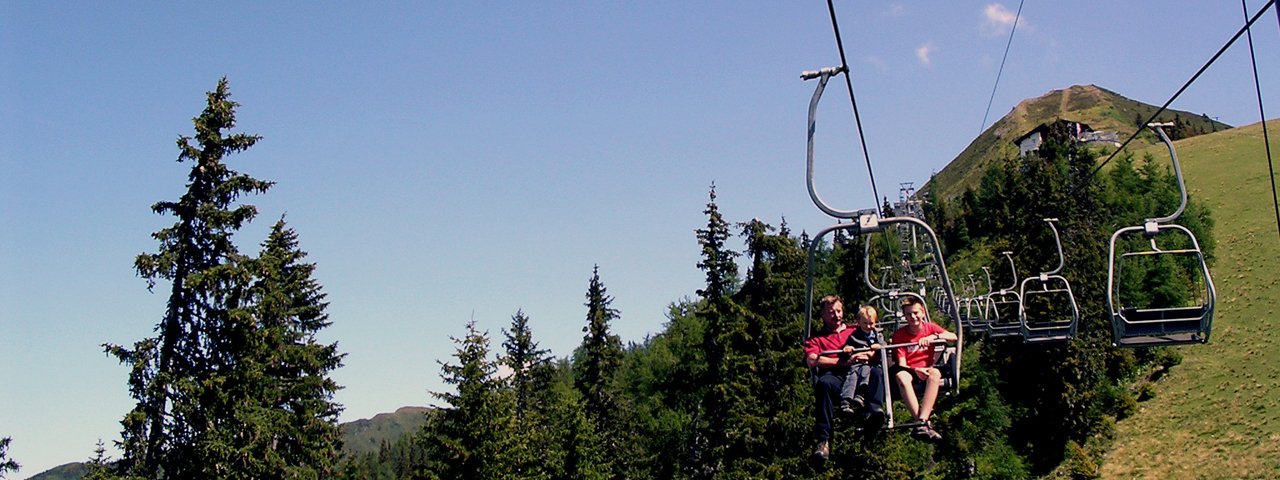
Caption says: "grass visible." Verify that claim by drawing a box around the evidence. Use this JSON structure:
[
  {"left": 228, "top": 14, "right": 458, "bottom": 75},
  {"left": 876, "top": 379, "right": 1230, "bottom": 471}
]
[{"left": 1099, "top": 120, "right": 1280, "bottom": 479}]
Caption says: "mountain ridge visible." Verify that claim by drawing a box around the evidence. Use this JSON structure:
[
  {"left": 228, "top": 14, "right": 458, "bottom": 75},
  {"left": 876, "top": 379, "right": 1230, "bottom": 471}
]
[{"left": 925, "top": 84, "right": 1230, "bottom": 201}]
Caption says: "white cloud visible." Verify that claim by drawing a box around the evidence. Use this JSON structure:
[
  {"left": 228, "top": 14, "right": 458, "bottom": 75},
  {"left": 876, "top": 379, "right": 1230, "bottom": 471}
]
[
  {"left": 885, "top": 3, "right": 905, "bottom": 17},
  {"left": 864, "top": 55, "right": 890, "bottom": 72},
  {"left": 916, "top": 42, "right": 936, "bottom": 67},
  {"left": 981, "top": 3, "right": 1027, "bottom": 37}
]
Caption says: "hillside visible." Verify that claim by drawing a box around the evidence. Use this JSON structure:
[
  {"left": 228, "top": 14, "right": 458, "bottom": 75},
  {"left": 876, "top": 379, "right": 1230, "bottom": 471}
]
[
  {"left": 339, "top": 406, "right": 430, "bottom": 456},
  {"left": 22, "top": 406, "right": 430, "bottom": 480},
  {"left": 1099, "top": 120, "right": 1280, "bottom": 478},
  {"left": 926, "top": 84, "right": 1230, "bottom": 201}
]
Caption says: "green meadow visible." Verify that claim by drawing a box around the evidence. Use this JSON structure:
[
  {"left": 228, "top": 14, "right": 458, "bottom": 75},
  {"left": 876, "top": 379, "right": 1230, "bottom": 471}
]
[{"left": 1101, "top": 120, "right": 1280, "bottom": 479}]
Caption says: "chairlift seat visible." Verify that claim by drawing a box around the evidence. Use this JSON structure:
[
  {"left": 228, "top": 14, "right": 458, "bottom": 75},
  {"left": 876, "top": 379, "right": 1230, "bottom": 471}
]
[{"left": 1113, "top": 306, "right": 1210, "bottom": 346}]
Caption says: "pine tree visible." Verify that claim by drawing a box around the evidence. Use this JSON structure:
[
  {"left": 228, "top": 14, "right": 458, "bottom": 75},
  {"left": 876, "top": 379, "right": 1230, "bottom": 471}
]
[
  {"left": 575, "top": 266, "right": 623, "bottom": 422},
  {"left": 0, "top": 437, "right": 18, "bottom": 479},
  {"left": 689, "top": 185, "right": 742, "bottom": 477},
  {"left": 104, "top": 77, "right": 273, "bottom": 478},
  {"left": 210, "top": 218, "right": 345, "bottom": 478},
  {"left": 499, "top": 310, "right": 556, "bottom": 479},
  {"left": 572, "top": 265, "right": 633, "bottom": 477},
  {"left": 501, "top": 310, "right": 553, "bottom": 421},
  {"left": 419, "top": 320, "right": 516, "bottom": 479},
  {"left": 695, "top": 184, "right": 740, "bottom": 302},
  {"left": 83, "top": 440, "right": 120, "bottom": 480}
]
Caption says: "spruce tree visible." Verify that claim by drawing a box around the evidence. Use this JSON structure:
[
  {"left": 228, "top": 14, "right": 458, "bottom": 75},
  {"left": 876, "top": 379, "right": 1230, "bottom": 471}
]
[
  {"left": 0, "top": 437, "right": 18, "bottom": 479},
  {"left": 216, "top": 218, "right": 345, "bottom": 478},
  {"left": 499, "top": 310, "right": 555, "bottom": 479},
  {"left": 575, "top": 265, "right": 623, "bottom": 422},
  {"left": 689, "top": 185, "right": 744, "bottom": 477},
  {"left": 419, "top": 320, "right": 515, "bottom": 479},
  {"left": 695, "top": 184, "right": 739, "bottom": 302},
  {"left": 573, "top": 265, "right": 635, "bottom": 477},
  {"left": 105, "top": 77, "right": 273, "bottom": 478}
]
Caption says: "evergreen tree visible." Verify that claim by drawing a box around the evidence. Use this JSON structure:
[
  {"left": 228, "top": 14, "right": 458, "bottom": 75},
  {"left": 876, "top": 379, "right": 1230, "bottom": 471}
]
[
  {"left": 419, "top": 320, "right": 516, "bottom": 479},
  {"left": 499, "top": 310, "right": 556, "bottom": 479},
  {"left": 83, "top": 440, "right": 120, "bottom": 480},
  {"left": 689, "top": 185, "right": 741, "bottom": 476},
  {"left": 104, "top": 77, "right": 273, "bottom": 478},
  {"left": 695, "top": 184, "right": 740, "bottom": 302},
  {"left": 209, "top": 218, "right": 345, "bottom": 479},
  {"left": 500, "top": 310, "right": 553, "bottom": 421},
  {"left": 575, "top": 265, "right": 623, "bottom": 423},
  {"left": 0, "top": 437, "right": 18, "bottom": 479},
  {"left": 572, "top": 265, "right": 637, "bottom": 477}
]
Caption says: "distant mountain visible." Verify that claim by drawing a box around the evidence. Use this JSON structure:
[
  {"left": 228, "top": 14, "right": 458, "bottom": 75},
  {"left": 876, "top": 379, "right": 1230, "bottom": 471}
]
[
  {"left": 23, "top": 462, "right": 86, "bottom": 480},
  {"left": 925, "top": 84, "right": 1230, "bottom": 201},
  {"left": 339, "top": 406, "right": 430, "bottom": 456},
  {"left": 23, "top": 406, "right": 430, "bottom": 480}
]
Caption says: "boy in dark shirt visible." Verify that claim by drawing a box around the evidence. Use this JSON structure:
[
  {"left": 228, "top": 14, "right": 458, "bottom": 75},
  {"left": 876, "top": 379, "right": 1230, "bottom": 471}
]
[{"left": 839, "top": 305, "right": 883, "bottom": 414}]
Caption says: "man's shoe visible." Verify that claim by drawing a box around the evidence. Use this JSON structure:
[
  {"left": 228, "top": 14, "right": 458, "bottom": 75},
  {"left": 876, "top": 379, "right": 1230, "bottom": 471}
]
[
  {"left": 860, "top": 408, "right": 885, "bottom": 429},
  {"left": 812, "top": 440, "right": 830, "bottom": 460},
  {"left": 839, "top": 399, "right": 857, "bottom": 415},
  {"left": 849, "top": 395, "right": 866, "bottom": 411}
]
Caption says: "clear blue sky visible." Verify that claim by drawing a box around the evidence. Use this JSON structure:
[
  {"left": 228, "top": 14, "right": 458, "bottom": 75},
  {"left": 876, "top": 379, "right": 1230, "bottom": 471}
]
[{"left": 3, "top": 1, "right": 1276, "bottom": 475}]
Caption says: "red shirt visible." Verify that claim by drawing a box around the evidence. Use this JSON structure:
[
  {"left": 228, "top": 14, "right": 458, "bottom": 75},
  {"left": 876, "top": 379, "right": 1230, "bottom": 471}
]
[
  {"left": 890, "top": 322, "right": 946, "bottom": 369},
  {"left": 803, "top": 326, "right": 854, "bottom": 370}
]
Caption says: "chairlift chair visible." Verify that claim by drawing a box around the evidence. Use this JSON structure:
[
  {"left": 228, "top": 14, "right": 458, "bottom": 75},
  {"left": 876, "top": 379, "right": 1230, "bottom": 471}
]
[
  {"left": 802, "top": 66, "right": 963, "bottom": 430},
  {"left": 981, "top": 267, "right": 1022, "bottom": 339},
  {"left": 1107, "top": 124, "right": 1216, "bottom": 347},
  {"left": 1019, "top": 219, "right": 1080, "bottom": 343},
  {"left": 986, "top": 253, "right": 1026, "bottom": 337}
]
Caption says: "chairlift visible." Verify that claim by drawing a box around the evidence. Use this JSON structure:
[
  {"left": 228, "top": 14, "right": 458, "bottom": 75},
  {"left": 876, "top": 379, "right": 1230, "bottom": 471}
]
[
  {"left": 956, "top": 274, "right": 989, "bottom": 334},
  {"left": 1107, "top": 124, "right": 1216, "bottom": 347},
  {"left": 802, "top": 66, "right": 963, "bottom": 431},
  {"left": 981, "top": 266, "right": 1022, "bottom": 339},
  {"left": 1019, "top": 219, "right": 1080, "bottom": 343},
  {"left": 987, "top": 253, "right": 1026, "bottom": 338}
]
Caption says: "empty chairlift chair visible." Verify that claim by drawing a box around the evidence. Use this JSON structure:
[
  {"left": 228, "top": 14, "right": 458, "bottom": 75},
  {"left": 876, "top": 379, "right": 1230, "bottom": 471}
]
[
  {"left": 987, "top": 252, "right": 1025, "bottom": 336},
  {"left": 1107, "top": 124, "right": 1216, "bottom": 347},
  {"left": 1019, "top": 219, "right": 1079, "bottom": 343},
  {"left": 982, "top": 267, "right": 1022, "bottom": 339}
]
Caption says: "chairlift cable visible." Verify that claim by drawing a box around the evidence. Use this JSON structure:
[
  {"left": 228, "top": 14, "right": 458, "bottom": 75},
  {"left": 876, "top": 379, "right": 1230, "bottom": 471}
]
[
  {"left": 979, "top": 0, "right": 1025, "bottom": 136},
  {"left": 1077, "top": 0, "right": 1277, "bottom": 191},
  {"left": 824, "top": 0, "right": 884, "bottom": 216},
  {"left": 1241, "top": 0, "right": 1280, "bottom": 241}
]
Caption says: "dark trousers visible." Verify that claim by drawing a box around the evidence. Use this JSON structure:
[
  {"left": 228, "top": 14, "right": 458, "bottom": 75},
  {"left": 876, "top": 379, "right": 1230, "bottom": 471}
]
[{"left": 813, "top": 366, "right": 887, "bottom": 441}]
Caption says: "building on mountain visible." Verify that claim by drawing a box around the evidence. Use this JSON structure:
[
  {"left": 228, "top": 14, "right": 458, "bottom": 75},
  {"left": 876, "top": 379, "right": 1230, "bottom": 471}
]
[{"left": 1015, "top": 119, "right": 1121, "bottom": 157}]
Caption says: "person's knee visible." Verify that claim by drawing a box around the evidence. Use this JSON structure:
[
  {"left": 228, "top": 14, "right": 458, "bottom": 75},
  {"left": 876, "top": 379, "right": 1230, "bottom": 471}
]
[{"left": 926, "top": 368, "right": 941, "bottom": 380}]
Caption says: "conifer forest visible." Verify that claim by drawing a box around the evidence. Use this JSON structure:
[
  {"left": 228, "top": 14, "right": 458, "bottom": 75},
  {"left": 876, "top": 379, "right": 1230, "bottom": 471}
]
[{"left": 73, "top": 79, "right": 1215, "bottom": 480}]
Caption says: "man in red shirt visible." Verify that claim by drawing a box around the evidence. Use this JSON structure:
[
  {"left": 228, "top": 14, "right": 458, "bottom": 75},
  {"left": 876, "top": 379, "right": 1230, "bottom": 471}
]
[
  {"left": 890, "top": 296, "right": 956, "bottom": 442},
  {"left": 803, "top": 295, "right": 882, "bottom": 460}
]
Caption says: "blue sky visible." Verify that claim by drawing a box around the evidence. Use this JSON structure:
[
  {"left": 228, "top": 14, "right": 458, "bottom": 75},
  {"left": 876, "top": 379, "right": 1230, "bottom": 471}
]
[{"left": 3, "top": 1, "right": 1277, "bottom": 475}]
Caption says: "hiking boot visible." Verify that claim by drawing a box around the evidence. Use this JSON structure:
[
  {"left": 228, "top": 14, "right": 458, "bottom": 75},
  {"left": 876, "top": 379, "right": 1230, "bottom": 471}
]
[
  {"left": 812, "top": 440, "right": 830, "bottom": 460},
  {"left": 912, "top": 425, "right": 943, "bottom": 442}
]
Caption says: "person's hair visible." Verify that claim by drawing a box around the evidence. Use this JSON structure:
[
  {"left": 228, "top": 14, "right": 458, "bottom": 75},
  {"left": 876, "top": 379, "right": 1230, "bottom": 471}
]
[
  {"left": 819, "top": 295, "right": 843, "bottom": 311},
  {"left": 899, "top": 295, "right": 925, "bottom": 311},
  {"left": 857, "top": 305, "right": 878, "bottom": 323}
]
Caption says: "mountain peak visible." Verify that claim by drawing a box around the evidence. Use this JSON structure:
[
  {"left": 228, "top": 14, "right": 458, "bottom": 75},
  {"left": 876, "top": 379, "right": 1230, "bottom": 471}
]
[{"left": 927, "top": 85, "right": 1230, "bottom": 200}]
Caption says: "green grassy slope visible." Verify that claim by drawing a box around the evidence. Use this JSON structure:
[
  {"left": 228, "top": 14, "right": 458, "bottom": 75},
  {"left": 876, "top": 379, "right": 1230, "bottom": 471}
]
[{"left": 1100, "top": 120, "right": 1280, "bottom": 479}]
